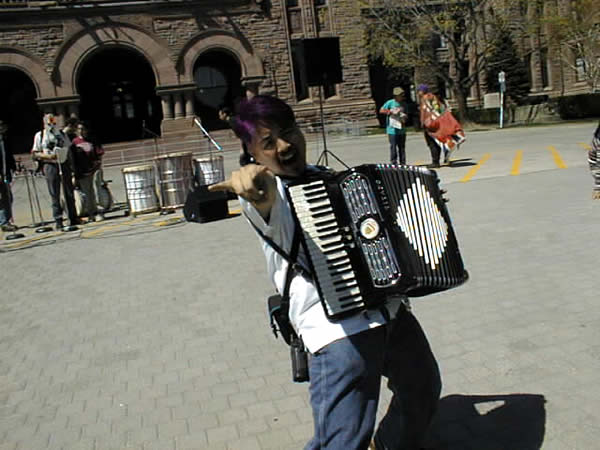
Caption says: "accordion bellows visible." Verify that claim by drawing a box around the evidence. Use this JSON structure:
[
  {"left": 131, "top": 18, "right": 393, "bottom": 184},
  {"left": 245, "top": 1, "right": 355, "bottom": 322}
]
[{"left": 285, "top": 164, "right": 468, "bottom": 319}]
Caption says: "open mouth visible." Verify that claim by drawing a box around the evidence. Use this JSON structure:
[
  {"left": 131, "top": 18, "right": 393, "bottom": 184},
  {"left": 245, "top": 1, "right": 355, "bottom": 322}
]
[{"left": 279, "top": 148, "right": 297, "bottom": 165}]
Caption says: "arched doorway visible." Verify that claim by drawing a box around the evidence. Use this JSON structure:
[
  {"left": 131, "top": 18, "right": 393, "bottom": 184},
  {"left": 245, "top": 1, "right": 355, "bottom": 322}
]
[
  {"left": 193, "top": 50, "right": 242, "bottom": 131},
  {"left": 0, "top": 68, "right": 41, "bottom": 156},
  {"left": 77, "top": 47, "right": 162, "bottom": 144}
]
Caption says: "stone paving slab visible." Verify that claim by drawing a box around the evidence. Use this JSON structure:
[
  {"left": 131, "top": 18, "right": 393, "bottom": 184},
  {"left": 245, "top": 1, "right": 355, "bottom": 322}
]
[{"left": 1, "top": 122, "right": 600, "bottom": 449}]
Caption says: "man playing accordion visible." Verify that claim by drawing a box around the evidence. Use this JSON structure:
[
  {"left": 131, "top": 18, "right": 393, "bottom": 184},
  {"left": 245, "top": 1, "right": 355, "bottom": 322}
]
[{"left": 210, "top": 95, "right": 441, "bottom": 450}]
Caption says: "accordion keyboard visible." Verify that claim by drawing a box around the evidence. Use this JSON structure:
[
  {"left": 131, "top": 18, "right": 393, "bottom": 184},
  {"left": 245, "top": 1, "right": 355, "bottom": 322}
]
[{"left": 287, "top": 180, "right": 366, "bottom": 316}]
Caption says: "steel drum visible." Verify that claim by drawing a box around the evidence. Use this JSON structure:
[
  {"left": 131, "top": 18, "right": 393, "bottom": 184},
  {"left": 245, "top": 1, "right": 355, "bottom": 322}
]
[
  {"left": 194, "top": 155, "right": 224, "bottom": 186},
  {"left": 154, "top": 152, "right": 194, "bottom": 209},
  {"left": 122, "top": 164, "right": 159, "bottom": 215}
]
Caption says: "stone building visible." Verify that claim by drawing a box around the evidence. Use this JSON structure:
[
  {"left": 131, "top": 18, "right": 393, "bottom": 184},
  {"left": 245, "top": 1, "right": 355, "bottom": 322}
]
[
  {"left": 0, "top": 0, "right": 376, "bottom": 157},
  {"left": 365, "top": 0, "right": 597, "bottom": 121},
  {"left": 0, "top": 0, "right": 593, "bottom": 158}
]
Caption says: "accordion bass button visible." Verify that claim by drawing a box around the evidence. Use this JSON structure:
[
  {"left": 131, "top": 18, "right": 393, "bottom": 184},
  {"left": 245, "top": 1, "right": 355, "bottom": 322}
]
[{"left": 359, "top": 218, "right": 380, "bottom": 239}]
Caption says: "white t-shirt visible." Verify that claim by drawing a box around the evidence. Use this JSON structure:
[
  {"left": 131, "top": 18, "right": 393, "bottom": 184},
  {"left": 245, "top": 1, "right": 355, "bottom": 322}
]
[
  {"left": 240, "top": 168, "right": 404, "bottom": 353},
  {"left": 32, "top": 130, "right": 70, "bottom": 164}
]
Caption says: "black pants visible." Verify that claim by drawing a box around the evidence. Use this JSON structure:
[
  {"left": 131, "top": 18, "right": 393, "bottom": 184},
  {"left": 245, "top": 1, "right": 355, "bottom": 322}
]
[
  {"left": 388, "top": 133, "right": 406, "bottom": 165},
  {"left": 44, "top": 163, "right": 77, "bottom": 223},
  {"left": 0, "top": 176, "right": 12, "bottom": 225},
  {"left": 425, "top": 131, "right": 441, "bottom": 164}
]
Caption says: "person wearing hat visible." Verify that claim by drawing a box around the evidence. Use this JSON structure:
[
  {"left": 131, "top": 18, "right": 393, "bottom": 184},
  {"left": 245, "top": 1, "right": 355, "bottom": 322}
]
[{"left": 380, "top": 87, "right": 408, "bottom": 165}]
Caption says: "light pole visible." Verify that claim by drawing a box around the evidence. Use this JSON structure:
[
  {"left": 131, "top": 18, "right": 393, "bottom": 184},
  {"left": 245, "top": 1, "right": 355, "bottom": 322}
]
[{"left": 498, "top": 71, "right": 506, "bottom": 129}]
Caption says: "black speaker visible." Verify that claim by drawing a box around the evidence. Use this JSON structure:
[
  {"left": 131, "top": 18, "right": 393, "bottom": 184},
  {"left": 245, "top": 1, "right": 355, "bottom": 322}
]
[
  {"left": 301, "top": 37, "right": 343, "bottom": 87},
  {"left": 184, "top": 185, "right": 229, "bottom": 223}
]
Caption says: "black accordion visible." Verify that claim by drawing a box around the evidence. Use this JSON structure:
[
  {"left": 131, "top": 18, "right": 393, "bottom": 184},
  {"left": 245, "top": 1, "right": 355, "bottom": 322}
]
[{"left": 285, "top": 164, "right": 468, "bottom": 319}]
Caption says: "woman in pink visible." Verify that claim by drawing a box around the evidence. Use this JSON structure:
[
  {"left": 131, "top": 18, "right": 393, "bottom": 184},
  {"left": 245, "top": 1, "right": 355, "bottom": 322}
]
[{"left": 72, "top": 122, "right": 105, "bottom": 222}]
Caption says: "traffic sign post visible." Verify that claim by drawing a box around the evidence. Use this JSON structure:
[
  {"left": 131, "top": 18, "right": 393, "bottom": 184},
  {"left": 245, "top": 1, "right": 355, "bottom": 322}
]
[{"left": 499, "top": 71, "right": 506, "bottom": 129}]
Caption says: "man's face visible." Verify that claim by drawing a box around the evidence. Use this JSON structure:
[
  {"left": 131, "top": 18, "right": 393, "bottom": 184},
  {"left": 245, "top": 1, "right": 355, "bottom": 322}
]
[
  {"left": 394, "top": 94, "right": 405, "bottom": 102},
  {"left": 248, "top": 123, "right": 307, "bottom": 178}
]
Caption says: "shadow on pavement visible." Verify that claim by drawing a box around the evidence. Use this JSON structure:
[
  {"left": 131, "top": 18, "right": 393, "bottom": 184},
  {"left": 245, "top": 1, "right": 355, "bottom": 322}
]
[
  {"left": 446, "top": 158, "right": 476, "bottom": 168},
  {"left": 426, "top": 393, "right": 546, "bottom": 450}
]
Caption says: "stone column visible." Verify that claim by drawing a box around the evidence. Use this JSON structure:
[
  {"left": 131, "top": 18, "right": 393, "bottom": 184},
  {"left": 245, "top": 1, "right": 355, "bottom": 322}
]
[
  {"left": 174, "top": 92, "right": 185, "bottom": 119},
  {"left": 244, "top": 83, "right": 259, "bottom": 99},
  {"left": 184, "top": 91, "right": 195, "bottom": 118},
  {"left": 55, "top": 104, "right": 67, "bottom": 128},
  {"left": 161, "top": 94, "right": 173, "bottom": 120},
  {"left": 67, "top": 103, "right": 79, "bottom": 119}
]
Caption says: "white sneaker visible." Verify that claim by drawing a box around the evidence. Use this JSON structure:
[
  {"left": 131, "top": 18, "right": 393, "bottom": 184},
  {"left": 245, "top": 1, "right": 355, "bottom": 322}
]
[{"left": 95, "top": 214, "right": 105, "bottom": 222}]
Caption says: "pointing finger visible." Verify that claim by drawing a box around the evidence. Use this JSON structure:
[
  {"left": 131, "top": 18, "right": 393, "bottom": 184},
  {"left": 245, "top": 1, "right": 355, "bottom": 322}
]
[{"left": 208, "top": 180, "right": 234, "bottom": 192}]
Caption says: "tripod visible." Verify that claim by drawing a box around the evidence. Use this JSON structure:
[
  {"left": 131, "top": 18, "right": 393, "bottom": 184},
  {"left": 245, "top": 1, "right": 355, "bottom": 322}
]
[{"left": 314, "top": 84, "right": 349, "bottom": 170}]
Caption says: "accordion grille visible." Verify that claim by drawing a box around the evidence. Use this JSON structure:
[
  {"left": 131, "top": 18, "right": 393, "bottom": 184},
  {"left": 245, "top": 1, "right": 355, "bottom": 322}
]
[
  {"left": 378, "top": 166, "right": 461, "bottom": 287},
  {"left": 340, "top": 174, "right": 401, "bottom": 287}
]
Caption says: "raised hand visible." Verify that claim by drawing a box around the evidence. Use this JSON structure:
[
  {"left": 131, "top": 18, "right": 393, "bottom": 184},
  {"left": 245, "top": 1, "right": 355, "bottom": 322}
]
[{"left": 209, "top": 164, "right": 277, "bottom": 218}]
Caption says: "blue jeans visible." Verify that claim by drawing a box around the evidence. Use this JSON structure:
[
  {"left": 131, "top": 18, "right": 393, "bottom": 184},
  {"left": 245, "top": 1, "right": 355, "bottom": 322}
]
[
  {"left": 44, "top": 163, "right": 77, "bottom": 223},
  {"left": 388, "top": 133, "right": 406, "bottom": 165},
  {"left": 305, "top": 308, "right": 441, "bottom": 450}
]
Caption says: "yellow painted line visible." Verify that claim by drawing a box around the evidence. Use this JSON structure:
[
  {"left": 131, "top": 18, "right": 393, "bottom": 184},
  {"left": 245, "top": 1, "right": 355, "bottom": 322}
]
[
  {"left": 511, "top": 150, "right": 523, "bottom": 176},
  {"left": 3, "top": 231, "right": 62, "bottom": 249},
  {"left": 547, "top": 146, "right": 567, "bottom": 169},
  {"left": 460, "top": 153, "right": 491, "bottom": 183},
  {"left": 578, "top": 142, "right": 591, "bottom": 150},
  {"left": 83, "top": 223, "right": 125, "bottom": 237},
  {"left": 154, "top": 216, "right": 185, "bottom": 227},
  {"left": 129, "top": 214, "right": 158, "bottom": 224}
]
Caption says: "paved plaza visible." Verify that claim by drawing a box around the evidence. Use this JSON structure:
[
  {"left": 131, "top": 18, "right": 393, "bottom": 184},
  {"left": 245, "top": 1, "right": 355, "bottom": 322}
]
[{"left": 1, "top": 121, "right": 599, "bottom": 449}]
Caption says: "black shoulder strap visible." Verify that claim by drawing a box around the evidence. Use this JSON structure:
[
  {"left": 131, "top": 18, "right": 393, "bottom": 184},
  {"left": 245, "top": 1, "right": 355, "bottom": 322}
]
[{"left": 246, "top": 217, "right": 312, "bottom": 280}]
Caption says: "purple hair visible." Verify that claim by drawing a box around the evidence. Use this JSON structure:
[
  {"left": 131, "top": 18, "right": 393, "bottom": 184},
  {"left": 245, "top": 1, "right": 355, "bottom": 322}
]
[
  {"left": 417, "top": 84, "right": 430, "bottom": 93},
  {"left": 232, "top": 95, "right": 296, "bottom": 144}
]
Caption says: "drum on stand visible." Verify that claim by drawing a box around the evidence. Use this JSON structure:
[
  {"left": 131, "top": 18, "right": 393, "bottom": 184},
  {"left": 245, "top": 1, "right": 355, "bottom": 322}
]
[
  {"left": 194, "top": 155, "right": 224, "bottom": 186},
  {"left": 154, "top": 152, "right": 194, "bottom": 210},
  {"left": 122, "top": 164, "right": 159, "bottom": 215}
]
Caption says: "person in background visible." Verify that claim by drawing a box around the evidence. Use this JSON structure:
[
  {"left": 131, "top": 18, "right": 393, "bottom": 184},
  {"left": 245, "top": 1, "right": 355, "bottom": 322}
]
[
  {"left": 417, "top": 84, "right": 444, "bottom": 168},
  {"left": 72, "top": 121, "right": 105, "bottom": 222},
  {"left": 32, "top": 113, "right": 79, "bottom": 231},
  {"left": 380, "top": 87, "right": 408, "bottom": 165},
  {"left": 418, "top": 84, "right": 465, "bottom": 168},
  {"left": 210, "top": 95, "right": 441, "bottom": 450},
  {"left": 0, "top": 120, "right": 17, "bottom": 232},
  {"left": 588, "top": 121, "right": 600, "bottom": 200},
  {"left": 63, "top": 115, "right": 79, "bottom": 141}
]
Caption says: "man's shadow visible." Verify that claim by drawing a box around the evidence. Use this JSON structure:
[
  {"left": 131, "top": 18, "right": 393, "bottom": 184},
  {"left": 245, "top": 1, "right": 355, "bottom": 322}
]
[
  {"left": 424, "top": 393, "right": 546, "bottom": 450},
  {"left": 445, "top": 158, "right": 476, "bottom": 168}
]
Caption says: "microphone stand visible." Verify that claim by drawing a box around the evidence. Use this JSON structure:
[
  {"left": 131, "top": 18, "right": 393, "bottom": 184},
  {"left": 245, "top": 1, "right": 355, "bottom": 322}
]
[
  {"left": 1, "top": 134, "right": 25, "bottom": 240},
  {"left": 314, "top": 82, "right": 349, "bottom": 170},
  {"left": 142, "top": 120, "right": 160, "bottom": 159},
  {"left": 30, "top": 168, "right": 49, "bottom": 229},
  {"left": 33, "top": 164, "right": 54, "bottom": 233},
  {"left": 194, "top": 117, "right": 222, "bottom": 157},
  {"left": 143, "top": 121, "right": 175, "bottom": 215}
]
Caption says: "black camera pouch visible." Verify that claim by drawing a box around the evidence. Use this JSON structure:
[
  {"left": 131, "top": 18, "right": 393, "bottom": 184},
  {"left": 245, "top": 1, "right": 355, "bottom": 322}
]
[
  {"left": 268, "top": 293, "right": 294, "bottom": 346},
  {"left": 248, "top": 218, "right": 311, "bottom": 383}
]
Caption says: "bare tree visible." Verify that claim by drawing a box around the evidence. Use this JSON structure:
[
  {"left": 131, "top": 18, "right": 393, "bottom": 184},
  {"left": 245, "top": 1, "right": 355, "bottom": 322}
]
[
  {"left": 542, "top": 0, "right": 600, "bottom": 93},
  {"left": 363, "top": 0, "right": 511, "bottom": 122}
]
